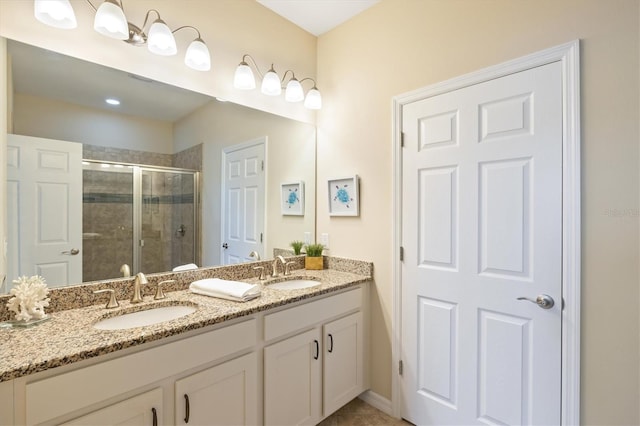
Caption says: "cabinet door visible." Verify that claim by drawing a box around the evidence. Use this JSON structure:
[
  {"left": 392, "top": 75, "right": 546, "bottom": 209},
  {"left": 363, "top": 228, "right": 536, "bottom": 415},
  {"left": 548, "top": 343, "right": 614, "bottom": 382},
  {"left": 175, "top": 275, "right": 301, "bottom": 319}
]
[
  {"left": 264, "top": 328, "right": 322, "bottom": 426},
  {"left": 323, "top": 312, "right": 364, "bottom": 416},
  {"left": 61, "top": 388, "right": 162, "bottom": 426},
  {"left": 175, "top": 352, "right": 257, "bottom": 426}
]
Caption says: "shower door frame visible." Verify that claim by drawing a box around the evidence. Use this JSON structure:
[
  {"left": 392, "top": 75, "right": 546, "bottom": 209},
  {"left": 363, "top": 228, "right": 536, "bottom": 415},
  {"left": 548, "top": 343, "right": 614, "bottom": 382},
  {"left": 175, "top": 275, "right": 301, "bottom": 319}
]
[{"left": 84, "top": 160, "right": 200, "bottom": 277}]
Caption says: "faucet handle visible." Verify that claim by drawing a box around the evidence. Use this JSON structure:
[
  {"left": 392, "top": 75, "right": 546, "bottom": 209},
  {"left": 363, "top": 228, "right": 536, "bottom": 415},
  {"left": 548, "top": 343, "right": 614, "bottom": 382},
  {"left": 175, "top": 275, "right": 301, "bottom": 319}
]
[
  {"left": 93, "top": 289, "right": 119, "bottom": 309},
  {"left": 155, "top": 280, "right": 174, "bottom": 300},
  {"left": 253, "top": 266, "right": 266, "bottom": 280},
  {"left": 284, "top": 261, "right": 295, "bottom": 276}
]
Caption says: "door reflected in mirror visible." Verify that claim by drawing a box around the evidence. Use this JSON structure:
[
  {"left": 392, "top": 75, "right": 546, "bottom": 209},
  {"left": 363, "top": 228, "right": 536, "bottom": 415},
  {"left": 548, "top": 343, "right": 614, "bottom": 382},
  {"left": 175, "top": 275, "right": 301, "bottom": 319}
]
[{"left": 4, "top": 39, "right": 316, "bottom": 293}]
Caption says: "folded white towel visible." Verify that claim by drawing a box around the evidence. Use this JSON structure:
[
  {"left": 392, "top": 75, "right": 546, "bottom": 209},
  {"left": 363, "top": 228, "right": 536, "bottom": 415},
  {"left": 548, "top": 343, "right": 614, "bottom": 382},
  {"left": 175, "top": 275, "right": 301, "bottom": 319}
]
[
  {"left": 189, "top": 278, "right": 261, "bottom": 302},
  {"left": 173, "top": 263, "right": 199, "bottom": 271}
]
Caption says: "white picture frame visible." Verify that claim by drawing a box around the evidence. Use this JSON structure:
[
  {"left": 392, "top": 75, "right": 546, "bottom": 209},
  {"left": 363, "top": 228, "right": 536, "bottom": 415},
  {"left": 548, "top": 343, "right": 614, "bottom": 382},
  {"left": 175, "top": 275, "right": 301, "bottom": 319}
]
[
  {"left": 281, "top": 181, "right": 304, "bottom": 215},
  {"left": 328, "top": 175, "right": 359, "bottom": 216}
]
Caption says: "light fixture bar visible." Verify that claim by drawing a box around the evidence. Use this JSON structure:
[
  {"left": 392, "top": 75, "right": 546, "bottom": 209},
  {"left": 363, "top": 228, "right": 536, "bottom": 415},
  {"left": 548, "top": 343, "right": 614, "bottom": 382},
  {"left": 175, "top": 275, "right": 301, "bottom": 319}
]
[
  {"left": 233, "top": 54, "right": 322, "bottom": 109},
  {"left": 35, "top": 0, "right": 211, "bottom": 72}
]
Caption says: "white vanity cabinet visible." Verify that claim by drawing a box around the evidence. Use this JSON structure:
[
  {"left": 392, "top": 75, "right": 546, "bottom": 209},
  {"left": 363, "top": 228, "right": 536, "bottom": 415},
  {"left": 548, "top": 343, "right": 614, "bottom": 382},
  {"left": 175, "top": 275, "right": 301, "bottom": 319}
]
[
  {"left": 264, "top": 328, "right": 323, "bottom": 425},
  {"left": 5, "top": 282, "right": 369, "bottom": 426},
  {"left": 263, "top": 287, "right": 368, "bottom": 426},
  {"left": 16, "top": 318, "right": 257, "bottom": 425},
  {"left": 175, "top": 352, "right": 258, "bottom": 426},
  {"left": 322, "top": 311, "right": 364, "bottom": 416},
  {"left": 60, "top": 388, "right": 163, "bottom": 426}
]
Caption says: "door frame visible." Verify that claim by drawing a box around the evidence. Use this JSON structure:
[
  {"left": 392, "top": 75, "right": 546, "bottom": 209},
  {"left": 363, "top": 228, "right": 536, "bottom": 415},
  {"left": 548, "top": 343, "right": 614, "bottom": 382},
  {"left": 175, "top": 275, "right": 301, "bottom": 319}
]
[
  {"left": 391, "top": 40, "right": 581, "bottom": 424},
  {"left": 220, "top": 137, "right": 267, "bottom": 265}
]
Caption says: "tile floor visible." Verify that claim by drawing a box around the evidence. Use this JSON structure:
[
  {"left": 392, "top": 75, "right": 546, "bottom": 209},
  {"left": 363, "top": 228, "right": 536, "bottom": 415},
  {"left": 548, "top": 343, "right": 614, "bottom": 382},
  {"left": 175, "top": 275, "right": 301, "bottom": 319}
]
[{"left": 318, "top": 398, "right": 413, "bottom": 425}]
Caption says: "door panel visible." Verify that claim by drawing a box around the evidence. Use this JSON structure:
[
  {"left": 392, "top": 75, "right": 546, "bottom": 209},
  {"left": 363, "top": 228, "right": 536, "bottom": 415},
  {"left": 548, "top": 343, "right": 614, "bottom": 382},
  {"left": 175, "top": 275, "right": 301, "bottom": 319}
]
[
  {"left": 7, "top": 134, "right": 82, "bottom": 287},
  {"left": 175, "top": 353, "right": 258, "bottom": 426},
  {"left": 222, "top": 140, "right": 265, "bottom": 265},
  {"left": 264, "top": 328, "right": 322, "bottom": 426},
  {"left": 402, "top": 62, "right": 562, "bottom": 425}
]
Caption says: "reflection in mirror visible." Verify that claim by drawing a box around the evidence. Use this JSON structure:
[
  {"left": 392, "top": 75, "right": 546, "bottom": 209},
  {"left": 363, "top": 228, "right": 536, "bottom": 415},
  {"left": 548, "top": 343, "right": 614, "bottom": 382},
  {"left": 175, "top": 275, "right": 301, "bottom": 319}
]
[{"left": 4, "top": 40, "right": 316, "bottom": 294}]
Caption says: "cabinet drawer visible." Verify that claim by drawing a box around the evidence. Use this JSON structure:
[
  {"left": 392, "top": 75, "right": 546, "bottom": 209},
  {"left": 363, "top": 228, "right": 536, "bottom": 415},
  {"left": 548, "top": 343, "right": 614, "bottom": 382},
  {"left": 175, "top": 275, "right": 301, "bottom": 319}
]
[
  {"left": 25, "top": 318, "right": 256, "bottom": 425},
  {"left": 264, "top": 287, "right": 361, "bottom": 341}
]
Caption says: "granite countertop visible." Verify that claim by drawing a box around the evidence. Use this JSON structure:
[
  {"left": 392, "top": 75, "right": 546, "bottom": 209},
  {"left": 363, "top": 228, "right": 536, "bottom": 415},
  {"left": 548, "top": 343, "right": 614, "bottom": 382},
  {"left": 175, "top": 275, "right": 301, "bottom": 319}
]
[{"left": 0, "top": 268, "right": 370, "bottom": 382}]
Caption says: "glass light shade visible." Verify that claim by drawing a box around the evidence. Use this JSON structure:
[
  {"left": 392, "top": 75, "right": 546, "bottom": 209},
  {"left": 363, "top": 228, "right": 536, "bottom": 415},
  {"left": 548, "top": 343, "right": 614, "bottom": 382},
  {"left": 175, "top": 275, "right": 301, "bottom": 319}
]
[
  {"left": 185, "top": 38, "right": 211, "bottom": 71},
  {"left": 93, "top": 0, "right": 128, "bottom": 40},
  {"left": 261, "top": 69, "right": 282, "bottom": 96},
  {"left": 34, "top": 0, "right": 77, "bottom": 29},
  {"left": 285, "top": 79, "right": 304, "bottom": 102},
  {"left": 304, "top": 88, "right": 322, "bottom": 110},
  {"left": 234, "top": 63, "right": 256, "bottom": 90},
  {"left": 147, "top": 19, "right": 177, "bottom": 56}
]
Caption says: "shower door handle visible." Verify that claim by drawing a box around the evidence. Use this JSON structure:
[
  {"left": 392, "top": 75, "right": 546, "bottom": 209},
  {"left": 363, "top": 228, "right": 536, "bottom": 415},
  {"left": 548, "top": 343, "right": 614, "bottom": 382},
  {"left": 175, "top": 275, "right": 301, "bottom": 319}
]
[{"left": 61, "top": 248, "right": 80, "bottom": 255}]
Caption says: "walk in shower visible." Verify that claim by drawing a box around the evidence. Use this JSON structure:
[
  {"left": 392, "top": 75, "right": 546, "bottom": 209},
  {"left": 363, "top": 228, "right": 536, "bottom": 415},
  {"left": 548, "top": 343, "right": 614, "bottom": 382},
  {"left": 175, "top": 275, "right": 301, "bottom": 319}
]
[{"left": 82, "top": 160, "right": 199, "bottom": 282}]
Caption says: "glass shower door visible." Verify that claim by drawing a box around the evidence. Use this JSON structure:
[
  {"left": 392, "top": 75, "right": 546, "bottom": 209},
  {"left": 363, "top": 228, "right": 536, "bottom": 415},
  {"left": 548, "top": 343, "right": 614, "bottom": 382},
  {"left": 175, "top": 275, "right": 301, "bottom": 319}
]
[
  {"left": 139, "top": 168, "right": 197, "bottom": 274},
  {"left": 82, "top": 163, "right": 134, "bottom": 282}
]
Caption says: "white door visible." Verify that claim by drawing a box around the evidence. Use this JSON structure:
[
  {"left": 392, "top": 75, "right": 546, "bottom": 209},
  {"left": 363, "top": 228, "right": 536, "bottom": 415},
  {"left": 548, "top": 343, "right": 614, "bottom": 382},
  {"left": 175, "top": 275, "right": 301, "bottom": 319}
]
[
  {"left": 323, "top": 312, "right": 364, "bottom": 417},
  {"left": 7, "top": 134, "right": 82, "bottom": 287},
  {"left": 61, "top": 388, "right": 163, "bottom": 426},
  {"left": 221, "top": 139, "right": 265, "bottom": 265},
  {"left": 401, "top": 62, "right": 562, "bottom": 425},
  {"left": 175, "top": 353, "right": 258, "bottom": 425},
  {"left": 264, "top": 328, "right": 322, "bottom": 426}
]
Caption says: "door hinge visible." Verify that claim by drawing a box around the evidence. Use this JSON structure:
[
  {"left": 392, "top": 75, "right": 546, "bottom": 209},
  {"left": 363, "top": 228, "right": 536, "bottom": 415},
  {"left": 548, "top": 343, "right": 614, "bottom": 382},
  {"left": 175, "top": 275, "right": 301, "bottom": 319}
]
[
  {"left": 399, "top": 360, "right": 403, "bottom": 376},
  {"left": 260, "top": 233, "right": 263, "bottom": 243},
  {"left": 261, "top": 160, "right": 264, "bottom": 171},
  {"left": 400, "top": 246, "right": 404, "bottom": 261},
  {"left": 400, "top": 132, "right": 405, "bottom": 147}
]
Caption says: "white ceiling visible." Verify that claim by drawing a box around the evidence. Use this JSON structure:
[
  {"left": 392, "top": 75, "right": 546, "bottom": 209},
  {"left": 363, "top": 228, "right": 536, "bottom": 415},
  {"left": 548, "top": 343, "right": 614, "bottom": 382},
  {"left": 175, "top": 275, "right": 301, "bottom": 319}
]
[{"left": 257, "top": 0, "right": 380, "bottom": 36}]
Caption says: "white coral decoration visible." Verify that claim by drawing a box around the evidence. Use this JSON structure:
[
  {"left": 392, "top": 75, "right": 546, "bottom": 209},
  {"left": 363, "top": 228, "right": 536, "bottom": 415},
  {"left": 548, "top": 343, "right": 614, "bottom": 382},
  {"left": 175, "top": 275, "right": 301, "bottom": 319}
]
[{"left": 6, "top": 275, "right": 50, "bottom": 322}]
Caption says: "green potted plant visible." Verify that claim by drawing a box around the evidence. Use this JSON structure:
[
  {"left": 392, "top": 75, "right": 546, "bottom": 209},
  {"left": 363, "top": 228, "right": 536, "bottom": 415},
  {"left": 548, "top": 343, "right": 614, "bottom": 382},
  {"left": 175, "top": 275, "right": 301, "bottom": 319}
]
[
  {"left": 290, "top": 240, "right": 304, "bottom": 255},
  {"left": 304, "top": 243, "right": 324, "bottom": 270}
]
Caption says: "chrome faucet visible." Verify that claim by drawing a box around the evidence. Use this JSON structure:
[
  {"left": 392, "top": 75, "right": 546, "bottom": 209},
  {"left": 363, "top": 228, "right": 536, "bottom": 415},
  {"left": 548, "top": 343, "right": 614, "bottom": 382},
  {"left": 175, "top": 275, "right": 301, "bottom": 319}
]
[
  {"left": 249, "top": 251, "right": 261, "bottom": 261},
  {"left": 131, "top": 272, "right": 147, "bottom": 303},
  {"left": 272, "top": 255, "right": 286, "bottom": 278}
]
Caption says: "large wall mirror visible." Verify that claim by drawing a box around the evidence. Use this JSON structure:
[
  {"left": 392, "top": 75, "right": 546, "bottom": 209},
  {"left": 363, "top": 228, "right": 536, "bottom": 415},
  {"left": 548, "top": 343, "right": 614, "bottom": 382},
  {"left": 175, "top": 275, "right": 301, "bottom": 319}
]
[{"left": 3, "top": 39, "right": 316, "bottom": 294}]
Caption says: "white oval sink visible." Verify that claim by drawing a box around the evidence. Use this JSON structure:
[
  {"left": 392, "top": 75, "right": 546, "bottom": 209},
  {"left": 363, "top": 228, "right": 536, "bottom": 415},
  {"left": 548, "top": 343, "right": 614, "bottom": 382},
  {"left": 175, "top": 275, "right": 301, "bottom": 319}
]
[
  {"left": 94, "top": 305, "right": 197, "bottom": 330},
  {"left": 268, "top": 279, "right": 321, "bottom": 290}
]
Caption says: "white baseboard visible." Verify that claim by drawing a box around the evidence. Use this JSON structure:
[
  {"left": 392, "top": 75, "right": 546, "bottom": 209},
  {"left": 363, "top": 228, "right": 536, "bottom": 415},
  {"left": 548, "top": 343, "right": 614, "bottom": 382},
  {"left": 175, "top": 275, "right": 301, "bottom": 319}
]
[{"left": 358, "top": 390, "right": 394, "bottom": 417}]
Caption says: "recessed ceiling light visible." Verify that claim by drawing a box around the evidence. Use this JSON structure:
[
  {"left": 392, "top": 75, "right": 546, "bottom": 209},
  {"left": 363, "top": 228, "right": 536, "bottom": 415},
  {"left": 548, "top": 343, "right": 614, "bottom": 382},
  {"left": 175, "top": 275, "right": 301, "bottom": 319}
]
[{"left": 105, "top": 98, "right": 120, "bottom": 105}]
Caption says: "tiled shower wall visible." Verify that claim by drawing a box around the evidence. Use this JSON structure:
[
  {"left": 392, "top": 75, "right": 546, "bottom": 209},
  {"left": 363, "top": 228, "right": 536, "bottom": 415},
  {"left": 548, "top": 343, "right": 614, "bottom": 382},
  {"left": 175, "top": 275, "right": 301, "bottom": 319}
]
[
  {"left": 172, "top": 144, "right": 202, "bottom": 268},
  {"left": 82, "top": 144, "right": 202, "bottom": 282}
]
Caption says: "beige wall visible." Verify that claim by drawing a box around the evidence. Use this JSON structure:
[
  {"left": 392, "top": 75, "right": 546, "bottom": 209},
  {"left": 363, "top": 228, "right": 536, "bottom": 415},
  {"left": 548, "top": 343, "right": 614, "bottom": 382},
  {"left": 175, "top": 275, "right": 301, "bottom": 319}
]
[
  {"left": 13, "top": 93, "right": 174, "bottom": 153},
  {"left": 174, "top": 100, "right": 316, "bottom": 265},
  {"left": 0, "top": 38, "right": 6, "bottom": 293},
  {"left": 316, "top": 0, "right": 640, "bottom": 424},
  {"left": 0, "top": 0, "right": 317, "bottom": 124}
]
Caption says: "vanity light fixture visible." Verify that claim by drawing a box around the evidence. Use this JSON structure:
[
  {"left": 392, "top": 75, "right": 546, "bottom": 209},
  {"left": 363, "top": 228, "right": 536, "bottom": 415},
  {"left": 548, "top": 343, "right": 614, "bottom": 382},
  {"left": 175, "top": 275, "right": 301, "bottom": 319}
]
[
  {"left": 233, "top": 54, "right": 322, "bottom": 110},
  {"left": 33, "top": 0, "right": 211, "bottom": 71},
  {"left": 105, "top": 98, "right": 120, "bottom": 105},
  {"left": 34, "top": 0, "right": 77, "bottom": 29}
]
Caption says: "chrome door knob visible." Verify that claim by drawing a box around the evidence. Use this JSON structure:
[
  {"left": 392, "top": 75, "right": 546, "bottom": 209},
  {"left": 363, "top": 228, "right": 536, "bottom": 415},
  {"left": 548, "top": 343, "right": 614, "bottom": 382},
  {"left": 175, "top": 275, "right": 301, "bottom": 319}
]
[
  {"left": 61, "top": 248, "right": 80, "bottom": 255},
  {"left": 517, "top": 294, "right": 555, "bottom": 309}
]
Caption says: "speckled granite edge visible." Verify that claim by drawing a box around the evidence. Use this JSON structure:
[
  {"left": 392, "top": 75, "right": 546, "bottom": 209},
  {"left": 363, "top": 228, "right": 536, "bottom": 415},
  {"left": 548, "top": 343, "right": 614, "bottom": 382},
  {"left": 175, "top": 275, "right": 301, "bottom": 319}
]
[
  {"left": 0, "top": 256, "right": 372, "bottom": 321},
  {"left": 0, "top": 267, "right": 371, "bottom": 382}
]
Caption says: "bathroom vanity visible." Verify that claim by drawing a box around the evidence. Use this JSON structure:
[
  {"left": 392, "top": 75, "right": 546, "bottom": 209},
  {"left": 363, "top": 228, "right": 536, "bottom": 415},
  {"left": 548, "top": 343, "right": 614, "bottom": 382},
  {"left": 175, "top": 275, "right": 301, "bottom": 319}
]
[{"left": 0, "top": 258, "right": 371, "bottom": 425}]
